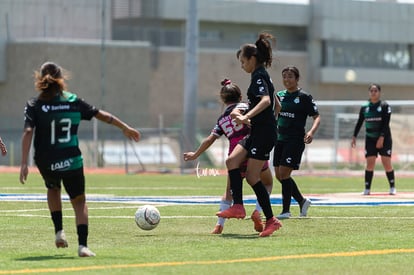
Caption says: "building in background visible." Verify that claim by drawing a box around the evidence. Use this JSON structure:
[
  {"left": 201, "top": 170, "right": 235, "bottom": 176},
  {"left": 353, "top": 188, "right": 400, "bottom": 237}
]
[{"left": 1, "top": 0, "right": 414, "bottom": 168}]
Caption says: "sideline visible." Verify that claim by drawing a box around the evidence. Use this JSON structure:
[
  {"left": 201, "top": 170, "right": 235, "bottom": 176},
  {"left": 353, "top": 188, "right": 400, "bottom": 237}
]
[{"left": 1, "top": 248, "right": 413, "bottom": 274}]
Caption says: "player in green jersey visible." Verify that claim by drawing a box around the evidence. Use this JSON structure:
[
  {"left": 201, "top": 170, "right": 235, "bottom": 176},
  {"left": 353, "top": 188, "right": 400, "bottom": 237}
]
[
  {"left": 351, "top": 83, "right": 396, "bottom": 195},
  {"left": 19, "top": 62, "right": 141, "bottom": 257},
  {"left": 273, "top": 66, "right": 320, "bottom": 219}
]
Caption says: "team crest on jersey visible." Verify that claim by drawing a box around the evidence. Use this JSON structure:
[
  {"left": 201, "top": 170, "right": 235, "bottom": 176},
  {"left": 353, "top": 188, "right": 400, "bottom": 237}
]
[
  {"left": 257, "top": 79, "right": 262, "bottom": 85},
  {"left": 377, "top": 106, "right": 382, "bottom": 112},
  {"left": 51, "top": 158, "right": 73, "bottom": 171},
  {"left": 365, "top": 107, "right": 370, "bottom": 113},
  {"left": 41, "top": 105, "right": 50, "bottom": 112},
  {"left": 294, "top": 97, "right": 300, "bottom": 104}
]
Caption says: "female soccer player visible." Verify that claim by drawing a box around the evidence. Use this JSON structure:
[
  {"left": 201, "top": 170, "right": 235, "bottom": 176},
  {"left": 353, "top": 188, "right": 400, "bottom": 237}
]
[
  {"left": 183, "top": 78, "right": 273, "bottom": 234},
  {"left": 19, "top": 62, "right": 141, "bottom": 257},
  {"left": 273, "top": 66, "right": 320, "bottom": 219},
  {"left": 351, "top": 83, "right": 396, "bottom": 195},
  {"left": 216, "top": 32, "right": 282, "bottom": 237}
]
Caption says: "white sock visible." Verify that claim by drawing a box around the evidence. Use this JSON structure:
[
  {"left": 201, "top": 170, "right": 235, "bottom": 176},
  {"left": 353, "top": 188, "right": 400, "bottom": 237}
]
[{"left": 217, "top": 200, "right": 231, "bottom": 226}]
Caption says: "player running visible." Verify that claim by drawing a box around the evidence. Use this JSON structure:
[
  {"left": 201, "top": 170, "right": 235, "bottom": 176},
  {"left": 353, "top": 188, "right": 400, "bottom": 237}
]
[{"left": 19, "top": 62, "right": 141, "bottom": 257}]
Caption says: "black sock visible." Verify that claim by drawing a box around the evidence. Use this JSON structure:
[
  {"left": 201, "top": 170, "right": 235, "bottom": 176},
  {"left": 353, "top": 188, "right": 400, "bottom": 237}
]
[
  {"left": 252, "top": 181, "right": 273, "bottom": 220},
  {"left": 51, "top": 211, "right": 63, "bottom": 233},
  {"left": 280, "top": 178, "right": 292, "bottom": 213},
  {"left": 386, "top": 170, "right": 395, "bottom": 188},
  {"left": 228, "top": 169, "right": 243, "bottom": 205},
  {"left": 290, "top": 177, "right": 304, "bottom": 205},
  {"left": 77, "top": 224, "right": 88, "bottom": 247},
  {"left": 365, "top": 170, "right": 374, "bottom": 190}
]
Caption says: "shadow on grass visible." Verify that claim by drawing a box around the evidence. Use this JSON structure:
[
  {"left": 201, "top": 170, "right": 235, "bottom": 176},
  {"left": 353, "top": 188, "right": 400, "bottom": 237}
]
[
  {"left": 220, "top": 233, "right": 260, "bottom": 239},
  {"left": 16, "top": 254, "right": 76, "bottom": 261}
]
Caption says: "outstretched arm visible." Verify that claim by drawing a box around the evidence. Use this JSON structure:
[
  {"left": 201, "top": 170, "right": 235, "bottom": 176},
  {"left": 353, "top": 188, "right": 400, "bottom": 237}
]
[
  {"left": 183, "top": 134, "right": 218, "bottom": 161},
  {"left": 95, "top": 110, "right": 141, "bottom": 142}
]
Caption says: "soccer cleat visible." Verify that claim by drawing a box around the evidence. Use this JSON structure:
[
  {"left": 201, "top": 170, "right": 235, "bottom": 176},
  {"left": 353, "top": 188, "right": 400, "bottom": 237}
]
[
  {"left": 55, "top": 230, "right": 68, "bottom": 248},
  {"left": 362, "top": 189, "right": 370, "bottom": 195},
  {"left": 389, "top": 187, "right": 397, "bottom": 195},
  {"left": 259, "top": 217, "right": 282, "bottom": 237},
  {"left": 211, "top": 225, "right": 223, "bottom": 234},
  {"left": 216, "top": 204, "right": 246, "bottom": 219},
  {"left": 78, "top": 245, "right": 96, "bottom": 257},
  {"left": 300, "top": 198, "right": 312, "bottom": 217},
  {"left": 276, "top": 212, "right": 291, "bottom": 220},
  {"left": 251, "top": 210, "right": 263, "bottom": 232}
]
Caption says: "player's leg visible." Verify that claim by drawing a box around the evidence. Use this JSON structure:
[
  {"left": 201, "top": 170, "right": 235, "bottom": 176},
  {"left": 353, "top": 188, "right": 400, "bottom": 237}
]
[
  {"left": 212, "top": 177, "right": 232, "bottom": 234},
  {"left": 40, "top": 168, "right": 68, "bottom": 249},
  {"left": 63, "top": 169, "right": 95, "bottom": 257},
  {"left": 381, "top": 155, "right": 396, "bottom": 194},
  {"left": 216, "top": 144, "right": 247, "bottom": 219},
  {"left": 251, "top": 165, "right": 273, "bottom": 232}
]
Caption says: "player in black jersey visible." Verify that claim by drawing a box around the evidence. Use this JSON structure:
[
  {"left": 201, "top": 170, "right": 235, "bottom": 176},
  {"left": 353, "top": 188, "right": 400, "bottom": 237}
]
[
  {"left": 19, "top": 62, "right": 141, "bottom": 257},
  {"left": 352, "top": 83, "right": 396, "bottom": 195},
  {"left": 183, "top": 78, "right": 273, "bottom": 234},
  {"left": 273, "top": 66, "right": 320, "bottom": 219},
  {"left": 0, "top": 135, "right": 7, "bottom": 156},
  {"left": 216, "top": 32, "right": 282, "bottom": 237}
]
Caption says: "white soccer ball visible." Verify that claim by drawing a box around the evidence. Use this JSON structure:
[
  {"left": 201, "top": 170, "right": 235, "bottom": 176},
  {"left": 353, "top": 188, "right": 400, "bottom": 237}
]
[{"left": 135, "top": 205, "right": 161, "bottom": 230}]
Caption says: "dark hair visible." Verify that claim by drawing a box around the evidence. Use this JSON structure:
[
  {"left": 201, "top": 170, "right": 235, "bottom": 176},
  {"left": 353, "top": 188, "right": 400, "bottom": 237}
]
[
  {"left": 219, "top": 78, "right": 242, "bottom": 104},
  {"left": 34, "top": 62, "right": 69, "bottom": 100},
  {"left": 282, "top": 66, "right": 300, "bottom": 80},
  {"left": 238, "top": 32, "right": 275, "bottom": 68},
  {"left": 368, "top": 83, "right": 381, "bottom": 91}
]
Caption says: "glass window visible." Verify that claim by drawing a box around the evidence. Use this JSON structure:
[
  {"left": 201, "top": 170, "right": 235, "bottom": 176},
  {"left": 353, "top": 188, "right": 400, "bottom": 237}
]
[{"left": 323, "top": 41, "right": 412, "bottom": 70}]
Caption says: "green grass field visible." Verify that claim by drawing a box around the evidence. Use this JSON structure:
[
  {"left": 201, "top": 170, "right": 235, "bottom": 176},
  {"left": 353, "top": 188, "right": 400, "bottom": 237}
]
[{"left": 0, "top": 171, "right": 413, "bottom": 274}]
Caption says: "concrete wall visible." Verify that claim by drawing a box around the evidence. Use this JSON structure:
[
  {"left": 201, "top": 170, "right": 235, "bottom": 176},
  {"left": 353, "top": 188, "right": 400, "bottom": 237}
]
[{"left": 0, "top": 39, "right": 151, "bottom": 133}]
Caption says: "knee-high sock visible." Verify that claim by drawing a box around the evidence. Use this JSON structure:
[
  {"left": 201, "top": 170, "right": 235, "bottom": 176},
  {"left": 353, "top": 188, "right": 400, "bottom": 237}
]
[
  {"left": 252, "top": 181, "right": 273, "bottom": 220},
  {"left": 280, "top": 178, "right": 292, "bottom": 213},
  {"left": 228, "top": 169, "right": 243, "bottom": 204},
  {"left": 51, "top": 211, "right": 63, "bottom": 233},
  {"left": 290, "top": 177, "right": 304, "bottom": 205},
  {"left": 386, "top": 170, "right": 395, "bottom": 188},
  {"left": 365, "top": 170, "right": 374, "bottom": 190}
]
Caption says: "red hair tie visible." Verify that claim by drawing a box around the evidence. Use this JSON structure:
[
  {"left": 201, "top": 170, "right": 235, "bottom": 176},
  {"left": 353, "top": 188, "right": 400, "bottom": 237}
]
[{"left": 224, "top": 79, "right": 232, "bottom": 85}]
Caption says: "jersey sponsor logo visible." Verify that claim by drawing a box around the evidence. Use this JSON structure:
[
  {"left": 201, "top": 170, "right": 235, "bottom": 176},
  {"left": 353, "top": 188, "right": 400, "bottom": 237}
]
[
  {"left": 41, "top": 104, "right": 70, "bottom": 112},
  {"left": 279, "top": 112, "right": 295, "bottom": 118},
  {"left": 51, "top": 105, "right": 70, "bottom": 111},
  {"left": 256, "top": 79, "right": 262, "bottom": 85},
  {"left": 50, "top": 158, "right": 73, "bottom": 171},
  {"left": 251, "top": 148, "right": 257, "bottom": 155},
  {"left": 286, "top": 157, "right": 292, "bottom": 164},
  {"left": 365, "top": 117, "right": 382, "bottom": 122},
  {"left": 41, "top": 105, "right": 50, "bottom": 112}
]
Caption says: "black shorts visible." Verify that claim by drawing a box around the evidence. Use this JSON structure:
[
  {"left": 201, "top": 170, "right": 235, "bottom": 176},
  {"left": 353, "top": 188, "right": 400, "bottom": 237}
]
[
  {"left": 239, "top": 125, "right": 276, "bottom": 161},
  {"left": 365, "top": 137, "right": 392, "bottom": 158},
  {"left": 37, "top": 167, "right": 86, "bottom": 199},
  {"left": 273, "top": 140, "right": 305, "bottom": 170}
]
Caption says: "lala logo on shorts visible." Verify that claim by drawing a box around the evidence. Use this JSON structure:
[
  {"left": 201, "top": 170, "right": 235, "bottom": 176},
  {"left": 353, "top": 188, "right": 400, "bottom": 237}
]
[{"left": 51, "top": 159, "right": 73, "bottom": 171}]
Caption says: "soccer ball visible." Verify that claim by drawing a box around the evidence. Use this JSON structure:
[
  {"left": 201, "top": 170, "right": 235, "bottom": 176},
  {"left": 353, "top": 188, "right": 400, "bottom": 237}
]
[{"left": 134, "top": 205, "right": 161, "bottom": 230}]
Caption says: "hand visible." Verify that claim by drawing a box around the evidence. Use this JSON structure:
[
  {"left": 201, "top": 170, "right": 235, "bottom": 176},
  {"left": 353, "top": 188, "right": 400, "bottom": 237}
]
[
  {"left": 376, "top": 136, "right": 384, "bottom": 149},
  {"left": 0, "top": 140, "right": 6, "bottom": 156},
  {"left": 19, "top": 164, "right": 28, "bottom": 184},
  {"left": 123, "top": 127, "right": 141, "bottom": 142},
  {"left": 304, "top": 133, "right": 313, "bottom": 144},
  {"left": 183, "top": 152, "right": 196, "bottom": 161},
  {"left": 351, "top": 137, "right": 356, "bottom": 148}
]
